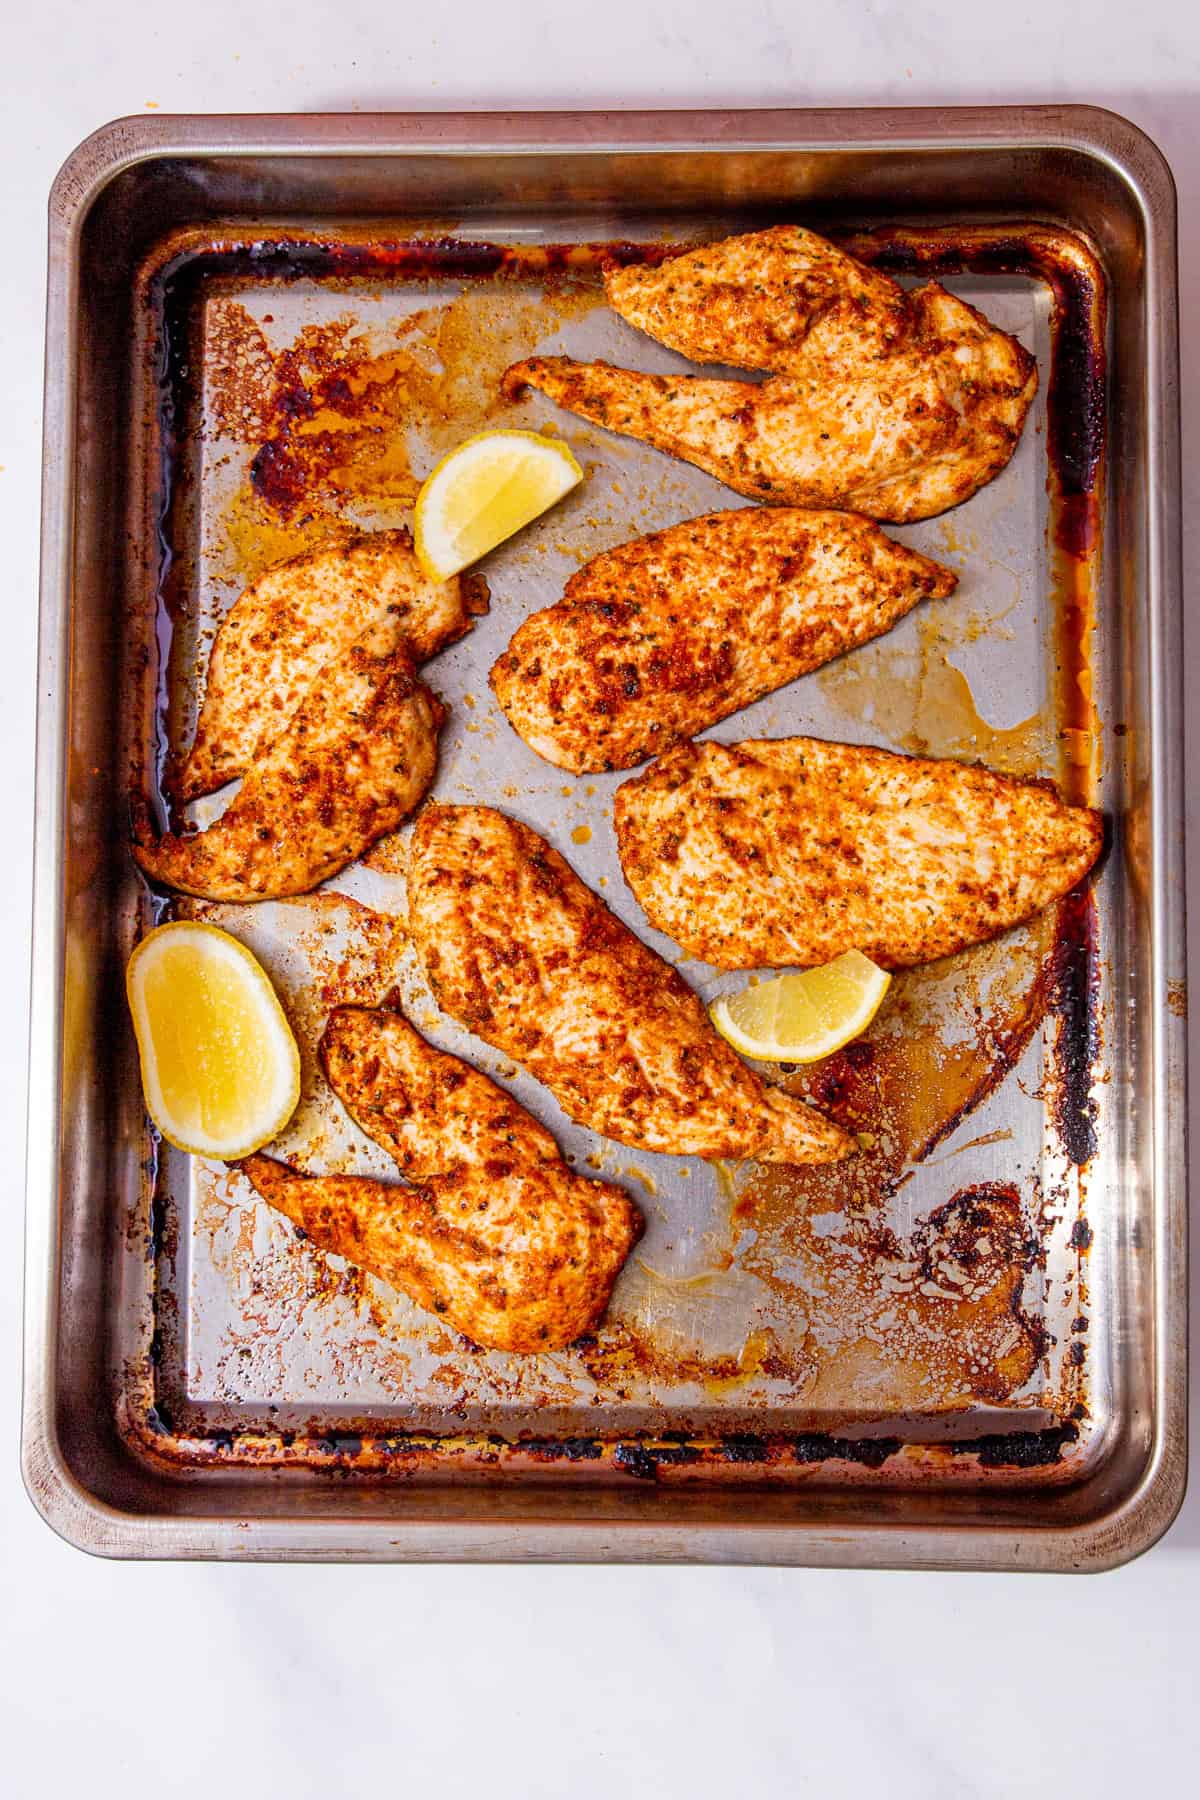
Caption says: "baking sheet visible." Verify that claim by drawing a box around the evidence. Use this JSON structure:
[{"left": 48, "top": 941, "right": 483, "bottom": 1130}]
[
  {"left": 26, "top": 109, "right": 1186, "bottom": 1566},
  {"left": 134, "top": 244, "right": 1098, "bottom": 1457}
]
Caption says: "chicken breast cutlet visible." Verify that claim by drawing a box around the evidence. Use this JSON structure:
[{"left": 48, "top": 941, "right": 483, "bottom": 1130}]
[
  {"left": 133, "top": 617, "right": 442, "bottom": 901},
  {"left": 316, "top": 1004, "right": 639, "bottom": 1349},
  {"left": 604, "top": 223, "right": 911, "bottom": 371},
  {"left": 240, "top": 1007, "right": 640, "bottom": 1353},
  {"left": 503, "top": 226, "right": 1038, "bottom": 523},
  {"left": 490, "top": 508, "right": 956, "bottom": 773},
  {"left": 614, "top": 737, "right": 1104, "bottom": 969},
  {"left": 407, "top": 804, "right": 854, "bottom": 1164},
  {"left": 179, "top": 528, "right": 486, "bottom": 800}
]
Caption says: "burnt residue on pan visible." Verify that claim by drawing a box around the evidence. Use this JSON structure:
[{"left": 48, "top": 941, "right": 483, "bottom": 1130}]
[
  {"left": 790, "top": 1433, "right": 904, "bottom": 1470},
  {"left": 614, "top": 1441, "right": 705, "bottom": 1480},
  {"left": 729, "top": 1178, "right": 1050, "bottom": 1413},
  {"left": 123, "top": 220, "right": 1108, "bottom": 1489},
  {"left": 1046, "top": 885, "right": 1102, "bottom": 1166},
  {"left": 519, "top": 1437, "right": 606, "bottom": 1463},
  {"left": 932, "top": 1412, "right": 1083, "bottom": 1469},
  {"left": 118, "top": 1406, "right": 1089, "bottom": 1486},
  {"left": 155, "top": 232, "right": 678, "bottom": 294},
  {"left": 203, "top": 301, "right": 608, "bottom": 619}
]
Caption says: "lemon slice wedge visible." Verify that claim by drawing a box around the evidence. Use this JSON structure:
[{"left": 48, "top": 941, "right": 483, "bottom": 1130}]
[
  {"left": 126, "top": 922, "right": 301, "bottom": 1158},
  {"left": 413, "top": 429, "right": 583, "bottom": 579},
  {"left": 710, "top": 951, "right": 892, "bottom": 1064}
]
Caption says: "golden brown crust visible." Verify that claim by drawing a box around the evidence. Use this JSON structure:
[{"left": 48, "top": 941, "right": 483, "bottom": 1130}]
[
  {"left": 179, "top": 528, "right": 485, "bottom": 800},
  {"left": 503, "top": 227, "right": 1038, "bottom": 523},
  {"left": 133, "top": 618, "right": 443, "bottom": 901},
  {"left": 240, "top": 1005, "right": 642, "bottom": 1352},
  {"left": 614, "top": 737, "right": 1104, "bottom": 969},
  {"left": 489, "top": 508, "right": 956, "bottom": 772},
  {"left": 406, "top": 803, "right": 855, "bottom": 1164},
  {"left": 605, "top": 225, "right": 912, "bottom": 372}
]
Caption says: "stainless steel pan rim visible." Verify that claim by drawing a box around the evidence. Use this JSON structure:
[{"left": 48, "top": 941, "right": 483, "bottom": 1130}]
[{"left": 24, "top": 105, "right": 1186, "bottom": 1568}]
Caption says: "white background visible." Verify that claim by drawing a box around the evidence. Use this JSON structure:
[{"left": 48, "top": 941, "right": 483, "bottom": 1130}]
[{"left": 4, "top": 5, "right": 1198, "bottom": 1794}]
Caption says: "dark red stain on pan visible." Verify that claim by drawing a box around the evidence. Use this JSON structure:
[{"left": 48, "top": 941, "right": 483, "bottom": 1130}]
[
  {"left": 248, "top": 438, "right": 308, "bottom": 515},
  {"left": 152, "top": 237, "right": 683, "bottom": 523}
]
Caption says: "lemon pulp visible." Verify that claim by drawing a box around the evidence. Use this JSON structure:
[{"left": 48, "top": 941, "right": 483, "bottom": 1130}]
[
  {"left": 126, "top": 922, "right": 300, "bottom": 1158},
  {"left": 710, "top": 951, "right": 892, "bottom": 1064},
  {"left": 414, "top": 430, "right": 582, "bottom": 579}
]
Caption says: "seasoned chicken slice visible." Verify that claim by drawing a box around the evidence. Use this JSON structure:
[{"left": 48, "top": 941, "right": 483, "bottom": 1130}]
[
  {"left": 133, "top": 618, "right": 442, "bottom": 901},
  {"left": 490, "top": 508, "right": 956, "bottom": 773},
  {"left": 503, "top": 226, "right": 1038, "bottom": 523},
  {"left": 179, "top": 528, "right": 485, "bottom": 800},
  {"left": 314, "top": 1004, "right": 639, "bottom": 1349},
  {"left": 240, "top": 1008, "right": 640, "bottom": 1353},
  {"left": 408, "top": 804, "right": 854, "bottom": 1165},
  {"left": 614, "top": 737, "right": 1104, "bottom": 970},
  {"left": 604, "top": 225, "right": 911, "bottom": 372}
]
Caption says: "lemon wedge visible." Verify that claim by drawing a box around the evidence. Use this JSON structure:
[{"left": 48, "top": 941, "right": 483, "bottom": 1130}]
[
  {"left": 413, "top": 429, "right": 583, "bottom": 579},
  {"left": 126, "top": 922, "right": 300, "bottom": 1158},
  {"left": 710, "top": 951, "right": 892, "bottom": 1064}
]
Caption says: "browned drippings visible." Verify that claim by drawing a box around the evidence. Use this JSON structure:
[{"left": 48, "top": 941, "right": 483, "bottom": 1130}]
[
  {"left": 751, "top": 1182, "right": 1042, "bottom": 1412},
  {"left": 211, "top": 483, "right": 356, "bottom": 585},
  {"left": 202, "top": 284, "right": 601, "bottom": 564},
  {"left": 817, "top": 609, "right": 1046, "bottom": 775},
  {"left": 1051, "top": 521, "right": 1101, "bottom": 807}
]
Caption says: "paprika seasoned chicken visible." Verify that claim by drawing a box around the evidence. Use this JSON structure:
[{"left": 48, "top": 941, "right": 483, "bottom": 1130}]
[
  {"left": 408, "top": 804, "right": 854, "bottom": 1164},
  {"left": 240, "top": 1006, "right": 641, "bottom": 1353},
  {"left": 179, "top": 528, "right": 485, "bottom": 800},
  {"left": 134, "top": 618, "right": 442, "bottom": 901},
  {"left": 491, "top": 507, "right": 956, "bottom": 773},
  {"left": 503, "top": 226, "right": 1038, "bottom": 523},
  {"left": 614, "top": 737, "right": 1104, "bottom": 970}
]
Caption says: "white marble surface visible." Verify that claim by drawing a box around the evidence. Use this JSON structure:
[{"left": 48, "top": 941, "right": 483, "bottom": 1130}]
[{"left": 4, "top": 5, "right": 1199, "bottom": 1794}]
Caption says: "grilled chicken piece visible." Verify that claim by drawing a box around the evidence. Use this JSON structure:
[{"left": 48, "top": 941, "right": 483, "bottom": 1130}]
[
  {"left": 604, "top": 225, "right": 911, "bottom": 372},
  {"left": 614, "top": 737, "right": 1104, "bottom": 970},
  {"left": 317, "top": 1004, "right": 639, "bottom": 1349},
  {"left": 503, "top": 226, "right": 1038, "bottom": 523},
  {"left": 179, "top": 528, "right": 485, "bottom": 800},
  {"left": 133, "top": 618, "right": 442, "bottom": 901},
  {"left": 490, "top": 508, "right": 956, "bottom": 773},
  {"left": 408, "top": 804, "right": 854, "bottom": 1164},
  {"left": 240, "top": 1008, "right": 641, "bottom": 1353}
]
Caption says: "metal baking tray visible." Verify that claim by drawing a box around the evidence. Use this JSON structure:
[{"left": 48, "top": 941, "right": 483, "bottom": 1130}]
[{"left": 24, "top": 107, "right": 1185, "bottom": 1567}]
